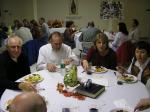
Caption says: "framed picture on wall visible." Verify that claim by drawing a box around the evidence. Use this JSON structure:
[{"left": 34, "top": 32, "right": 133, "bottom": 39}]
[
  {"left": 68, "top": 0, "right": 78, "bottom": 15},
  {"left": 100, "top": 0, "right": 123, "bottom": 20}
]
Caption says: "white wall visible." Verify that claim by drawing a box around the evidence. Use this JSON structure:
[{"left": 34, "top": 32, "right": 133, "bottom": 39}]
[
  {"left": 0, "top": 0, "right": 150, "bottom": 37},
  {"left": 0, "top": 0, "right": 34, "bottom": 25},
  {"left": 124, "top": 0, "right": 150, "bottom": 37},
  {"left": 37, "top": 0, "right": 115, "bottom": 31}
]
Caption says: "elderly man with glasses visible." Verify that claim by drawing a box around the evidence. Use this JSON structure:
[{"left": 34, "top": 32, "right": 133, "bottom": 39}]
[{"left": 0, "top": 36, "right": 36, "bottom": 98}]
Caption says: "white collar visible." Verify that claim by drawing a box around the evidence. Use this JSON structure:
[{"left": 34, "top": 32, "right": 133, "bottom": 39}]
[
  {"left": 11, "top": 57, "right": 17, "bottom": 62},
  {"left": 135, "top": 57, "right": 150, "bottom": 69}
]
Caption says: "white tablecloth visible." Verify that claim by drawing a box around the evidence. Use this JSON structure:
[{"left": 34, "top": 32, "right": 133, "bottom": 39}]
[{"left": 0, "top": 66, "right": 150, "bottom": 112}]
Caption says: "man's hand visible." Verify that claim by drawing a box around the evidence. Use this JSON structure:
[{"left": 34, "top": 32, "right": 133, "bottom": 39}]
[
  {"left": 19, "top": 82, "right": 37, "bottom": 92},
  {"left": 47, "top": 63, "right": 57, "bottom": 72},
  {"left": 64, "top": 59, "right": 72, "bottom": 65}
]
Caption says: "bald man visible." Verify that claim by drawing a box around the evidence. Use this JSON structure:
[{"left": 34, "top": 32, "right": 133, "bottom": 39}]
[
  {"left": 0, "top": 36, "right": 36, "bottom": 98},
  {"left": 9, "top": 92, "right": 47, "bottom": 112},
  {"left": 37, "top": 31, "right": 79, "bottom": 72}
]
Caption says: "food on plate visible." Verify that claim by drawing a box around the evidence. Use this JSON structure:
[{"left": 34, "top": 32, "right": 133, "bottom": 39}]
[
  {"left": 95, "top": 66, "right": 107, "bottom": 73},
  {"left": 119, "top": 74, "right": 135, "bottom": 82},
  {"left": 24, "top": 74, "right": 43, "bottom": 83}
]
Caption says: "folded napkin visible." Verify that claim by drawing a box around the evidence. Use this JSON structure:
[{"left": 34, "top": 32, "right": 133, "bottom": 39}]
[
  {"left": 113, "top": 99, "right": 134, "bottom": 111},
  {"left": 92, "top": 78, "right": 109, "bottom": 87}
]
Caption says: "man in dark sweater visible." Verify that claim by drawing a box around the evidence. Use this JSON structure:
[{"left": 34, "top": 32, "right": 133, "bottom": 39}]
[{"left": 0, "top": 36, "right": 36, "bottom": 98}]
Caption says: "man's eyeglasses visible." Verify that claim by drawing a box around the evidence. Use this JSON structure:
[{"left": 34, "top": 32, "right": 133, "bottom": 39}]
[{"left": 9, "top": 46, "right": 22, "bottom": 49}]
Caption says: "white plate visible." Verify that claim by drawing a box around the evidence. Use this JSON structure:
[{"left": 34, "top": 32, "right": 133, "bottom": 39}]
[
  {"left": 110, "top": 108, "right": 132, "bottom": 112},
  {"left": 117, "top": 74, "right": 137, "bottom": 83},
  {"left": 91, "top": 66, "right": 108, "bottom": 74}
]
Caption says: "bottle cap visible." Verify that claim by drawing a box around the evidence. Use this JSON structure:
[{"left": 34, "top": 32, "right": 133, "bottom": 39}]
[
  {"left": 60, "top": 59, "right": 65, "bottom": 68},
  {"left": 60, "top": 63, "right": 65, "bottom": 68}
]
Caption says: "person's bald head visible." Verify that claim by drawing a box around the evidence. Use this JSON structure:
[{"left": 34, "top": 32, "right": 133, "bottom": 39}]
[
  {"left": 6, "top": 36, "right": 23, "bottom": 58},
  {"left": 9, "top": 92, "right": 47, "bottom": 112},
  {"left": 49, "top": 32, "right": 63, "bottom": 51}
]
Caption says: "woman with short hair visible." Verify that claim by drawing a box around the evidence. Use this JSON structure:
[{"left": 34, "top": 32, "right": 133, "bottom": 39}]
[
  {"left": 82, "top": 32, "right": 117, "bottom": 71},
  {"left": 117, "top": 41, "right": 150, "bottom": 84}
]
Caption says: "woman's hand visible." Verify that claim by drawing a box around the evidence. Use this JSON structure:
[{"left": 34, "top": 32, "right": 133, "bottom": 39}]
[
  {"left": 144, "top": 68, "right": 150, "bottom": 77},
  {"left": 134, "top": 98, "right": 150, "bottom": 112},
  {"left": 82, "top": 60, "right": 89, "bottom": 71},
  {"left": 116, "top": 66, "right": 127, "bottom": 75}
]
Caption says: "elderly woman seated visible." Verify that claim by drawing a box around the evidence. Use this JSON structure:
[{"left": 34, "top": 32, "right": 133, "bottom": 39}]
[
  {"left": 82, "top": 32, "right": 117, "bottom": 71},
  {"left": 117, "top": 41, "right": 150, "bottom": 84}
]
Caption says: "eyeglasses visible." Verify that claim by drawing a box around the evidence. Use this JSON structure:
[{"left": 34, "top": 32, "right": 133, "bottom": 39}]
[{"left": 9, "top": 46, "right": 22, "bottom": 49}]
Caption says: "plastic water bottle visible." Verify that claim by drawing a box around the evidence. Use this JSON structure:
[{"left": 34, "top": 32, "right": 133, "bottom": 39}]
[{"left": 60, "top": 59, "right": 66, "bottom": 76}]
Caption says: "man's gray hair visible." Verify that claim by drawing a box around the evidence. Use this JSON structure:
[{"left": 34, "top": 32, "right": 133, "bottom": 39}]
[{"left": 6, "top": 35, "right": 23, "bottom": 47}]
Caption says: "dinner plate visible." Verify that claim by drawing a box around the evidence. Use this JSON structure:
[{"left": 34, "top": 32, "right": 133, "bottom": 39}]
[
  {"left": 24, "top": 74, "right": 44, "bottom": 84},
  {"left": 91, "top": 66, "right": 108, "bottom": 74},
  {"left": 110, "top": 108, "right": 132, "bottom": 112},
  {"left": 117, "top": 74, "right": 137, "bottom": 83}
]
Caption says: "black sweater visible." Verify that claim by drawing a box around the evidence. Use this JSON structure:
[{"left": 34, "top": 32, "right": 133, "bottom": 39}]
[{"left": 0, "top": 51, "right": 30, "bottom": 97}]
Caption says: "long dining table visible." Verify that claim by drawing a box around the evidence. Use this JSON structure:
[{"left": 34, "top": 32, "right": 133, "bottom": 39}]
[{"left": 0, "top": 66, "right": 150, "bottom": 112}]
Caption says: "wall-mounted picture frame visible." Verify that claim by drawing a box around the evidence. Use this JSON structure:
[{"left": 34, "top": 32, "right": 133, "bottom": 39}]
[
  {"left": 100, "top": 0, "right": 123, "bottom": 20},
  {"left": 68, "top": 0, "right": 78, "bottom": 15}
]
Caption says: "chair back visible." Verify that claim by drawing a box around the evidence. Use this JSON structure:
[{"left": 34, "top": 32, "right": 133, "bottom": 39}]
[
  {"left": 116, "top": 40, "right": 135, "bottom": 66},
  {"left": 22, "top": 38, "right": 47, "bottom": 66},
  {"left": 80, "top": 42, "right": 93, "bottom": 59},
  {"left": 146, "top": 78, "right": 150, "bottom": 94}
]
